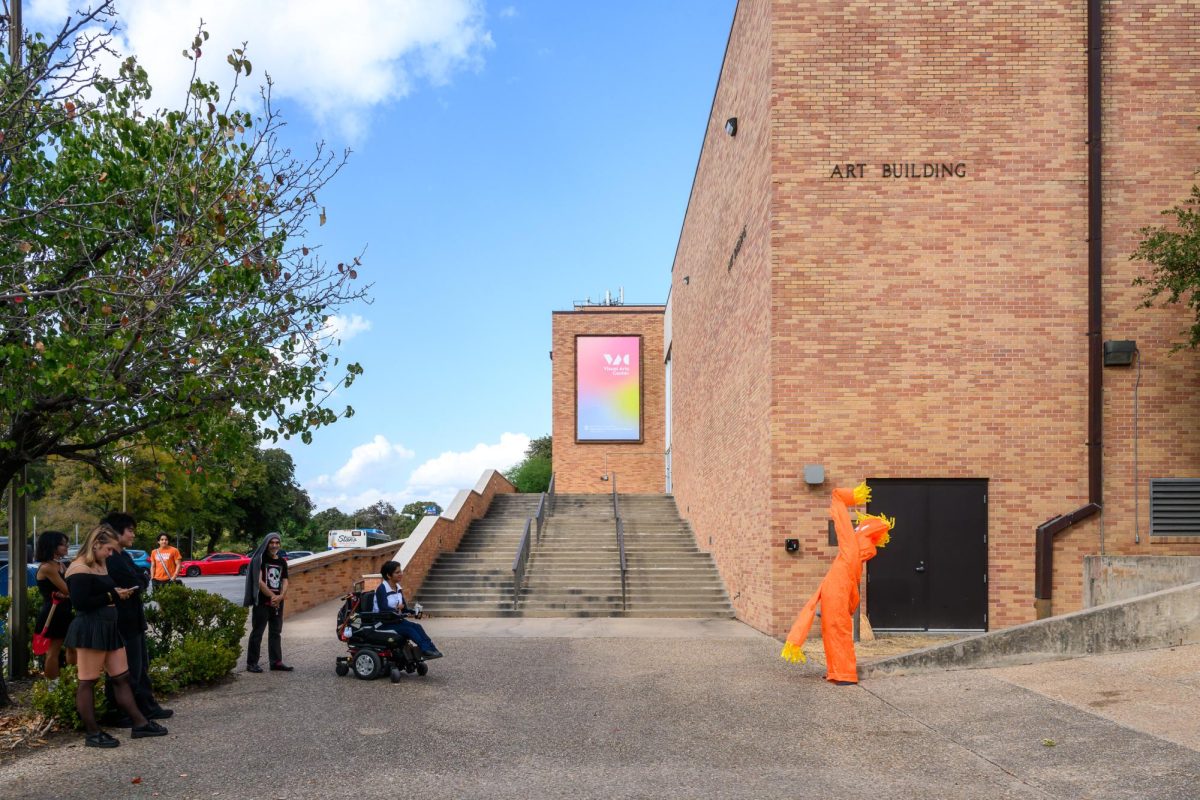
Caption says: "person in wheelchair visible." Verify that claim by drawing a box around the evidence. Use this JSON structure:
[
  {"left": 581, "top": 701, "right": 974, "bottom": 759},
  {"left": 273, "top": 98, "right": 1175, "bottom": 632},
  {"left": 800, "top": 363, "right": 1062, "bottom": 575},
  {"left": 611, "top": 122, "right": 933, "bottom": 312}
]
[{"left": 375, "top": 561, "right": 443, "bottom": 659}]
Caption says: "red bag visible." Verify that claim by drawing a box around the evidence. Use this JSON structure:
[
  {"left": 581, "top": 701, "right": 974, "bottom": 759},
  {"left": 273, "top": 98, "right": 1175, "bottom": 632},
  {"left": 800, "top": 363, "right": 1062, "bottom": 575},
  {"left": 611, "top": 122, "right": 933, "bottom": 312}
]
[{"left": 32, "top": 598, "right": 60, "bottom": 657}]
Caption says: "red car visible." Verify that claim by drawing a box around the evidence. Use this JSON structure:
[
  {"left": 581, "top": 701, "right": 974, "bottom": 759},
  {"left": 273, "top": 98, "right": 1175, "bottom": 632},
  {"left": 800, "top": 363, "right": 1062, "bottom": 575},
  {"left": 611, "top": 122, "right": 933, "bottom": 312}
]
[{"left": 180, "top": 552, "right": 252, "bottom": 577}]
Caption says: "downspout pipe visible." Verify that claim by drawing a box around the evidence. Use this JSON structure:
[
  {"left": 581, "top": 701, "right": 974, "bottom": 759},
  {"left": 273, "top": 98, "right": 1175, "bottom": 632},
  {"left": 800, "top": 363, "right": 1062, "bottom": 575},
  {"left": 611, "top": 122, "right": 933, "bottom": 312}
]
[{"left": 1034, "top": 0, "right": 1103, "bottom": 619}]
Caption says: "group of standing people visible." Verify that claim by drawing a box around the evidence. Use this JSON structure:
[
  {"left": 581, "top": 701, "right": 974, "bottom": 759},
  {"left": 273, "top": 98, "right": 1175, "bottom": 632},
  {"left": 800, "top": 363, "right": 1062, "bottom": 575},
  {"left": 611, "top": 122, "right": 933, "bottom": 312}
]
[{"left": 33, "top": 513, "right": 174, "bottom": 748}]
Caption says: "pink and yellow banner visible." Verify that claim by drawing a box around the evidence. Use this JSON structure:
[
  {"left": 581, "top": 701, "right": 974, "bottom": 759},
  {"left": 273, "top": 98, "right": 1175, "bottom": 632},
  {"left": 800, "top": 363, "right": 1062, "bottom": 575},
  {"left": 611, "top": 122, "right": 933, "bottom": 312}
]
[{"left": 576, "top": 335, "right": 642, "bottom": 442}]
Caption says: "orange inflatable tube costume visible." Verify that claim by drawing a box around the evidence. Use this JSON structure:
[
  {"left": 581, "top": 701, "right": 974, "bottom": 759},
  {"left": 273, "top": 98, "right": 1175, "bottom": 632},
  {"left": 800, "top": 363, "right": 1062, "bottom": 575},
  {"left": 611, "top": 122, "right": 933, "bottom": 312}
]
[{"left": 780, "top": 482, "right": 895, "bottom": 684}]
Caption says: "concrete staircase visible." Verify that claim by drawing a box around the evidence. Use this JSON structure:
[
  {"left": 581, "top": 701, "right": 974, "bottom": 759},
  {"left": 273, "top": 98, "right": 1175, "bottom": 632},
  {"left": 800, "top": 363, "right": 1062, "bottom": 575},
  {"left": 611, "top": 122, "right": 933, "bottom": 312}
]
[
  {"left": 416, "top": 493, "right": 540, "bottom": 617},
  {"left": 416, "top": 491, "right": 733, "bottom": 619},
  {"left": 521, "top": 493, "right": 734, "bottom": 618}
]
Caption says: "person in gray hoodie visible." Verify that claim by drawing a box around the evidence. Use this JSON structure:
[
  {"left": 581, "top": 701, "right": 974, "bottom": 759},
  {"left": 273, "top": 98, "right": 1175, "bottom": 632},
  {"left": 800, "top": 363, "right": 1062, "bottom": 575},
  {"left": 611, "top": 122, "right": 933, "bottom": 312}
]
[{"left": 243, "top": 533, "right": 292, "bottom": 673}]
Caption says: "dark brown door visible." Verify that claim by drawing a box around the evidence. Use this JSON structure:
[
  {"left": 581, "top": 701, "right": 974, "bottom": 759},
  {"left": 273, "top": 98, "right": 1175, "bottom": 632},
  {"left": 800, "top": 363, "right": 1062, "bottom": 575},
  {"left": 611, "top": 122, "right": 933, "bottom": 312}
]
[{"left": 866, "top": 479, "right": 988, "bottom": 631}]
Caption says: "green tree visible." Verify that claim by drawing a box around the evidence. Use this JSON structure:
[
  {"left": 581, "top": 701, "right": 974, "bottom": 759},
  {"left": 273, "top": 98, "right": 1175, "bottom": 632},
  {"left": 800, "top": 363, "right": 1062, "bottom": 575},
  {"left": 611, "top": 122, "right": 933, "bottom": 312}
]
[
  {"left": 1133, "top": 160, "right": 1200, "bottom": 349},
  {"left": 0, "top": 4, "right": 368, "bottom": 497},
  {"left": 505, "top": 435, "right": 552, "bottom": 493},
  {"left": 230, "top": 448, "right": 312, "bottom": 544},
  {"left": 397, "top": 500, "right": 443, "bottom": 538}
]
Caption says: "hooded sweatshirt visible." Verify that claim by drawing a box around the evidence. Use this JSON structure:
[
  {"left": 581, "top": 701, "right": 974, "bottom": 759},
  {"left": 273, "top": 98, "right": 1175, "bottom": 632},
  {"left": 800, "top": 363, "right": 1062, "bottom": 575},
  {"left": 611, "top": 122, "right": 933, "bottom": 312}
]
[{"left": 243, "top": 533, "right": 282, "bottom": 607}]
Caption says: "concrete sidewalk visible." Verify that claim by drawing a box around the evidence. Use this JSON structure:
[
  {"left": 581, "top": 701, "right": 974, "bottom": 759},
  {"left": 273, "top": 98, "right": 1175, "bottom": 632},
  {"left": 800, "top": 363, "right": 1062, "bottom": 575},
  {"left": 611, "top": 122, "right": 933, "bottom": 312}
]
[{"left": 1, "top": 601, "right": 1196, "bottom": 799}]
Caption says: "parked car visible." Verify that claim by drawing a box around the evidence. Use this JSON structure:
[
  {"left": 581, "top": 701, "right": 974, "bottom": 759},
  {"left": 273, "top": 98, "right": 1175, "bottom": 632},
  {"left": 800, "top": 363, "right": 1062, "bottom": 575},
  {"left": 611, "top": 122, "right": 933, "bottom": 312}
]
[
  {"left": 0, "top": 563, "right": 38, "bottom": 596},
  {"left": 126, "top": 548, "right": 152, "bottom": 580},
  {"left": 179, "top": 552, "right": 252, "bottom": 577},
  {"left": 283, "top": 550, "right": 314, "bottom": 560}
]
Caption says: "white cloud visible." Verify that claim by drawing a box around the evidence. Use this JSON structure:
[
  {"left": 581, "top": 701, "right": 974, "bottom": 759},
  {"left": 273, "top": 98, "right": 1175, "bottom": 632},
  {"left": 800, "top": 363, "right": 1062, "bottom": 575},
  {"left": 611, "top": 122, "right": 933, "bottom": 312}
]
[
  {"left": 314, "top": 434, "right": 415, "bottom": 490},
  {"left": 323, "top": 313, "right": 372, "bottom": 343},
  {"left": 29, "top": 0, "right": 493, "bottom": 136},
  {"left": 307, "top": 432, "right": 530, "bottom": 511},
  {"left": 408, "top": 432, "right": 529, "bottom": 489}
]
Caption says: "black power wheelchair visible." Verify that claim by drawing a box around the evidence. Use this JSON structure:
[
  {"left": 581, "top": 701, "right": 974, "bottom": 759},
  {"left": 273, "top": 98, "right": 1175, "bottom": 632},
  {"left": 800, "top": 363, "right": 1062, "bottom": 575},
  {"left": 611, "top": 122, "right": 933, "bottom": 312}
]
[{"left": 335, "top": 582, "right": 430, "bottom": 683}]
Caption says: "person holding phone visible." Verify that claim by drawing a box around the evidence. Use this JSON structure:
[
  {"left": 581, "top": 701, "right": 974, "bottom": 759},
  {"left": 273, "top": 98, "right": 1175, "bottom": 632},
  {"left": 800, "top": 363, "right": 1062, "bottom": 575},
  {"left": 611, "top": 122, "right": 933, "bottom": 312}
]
[
  {"left": 101, "top": 512, "right": 172, "bottom": 724},
  {"left": 64, "top": 525, "right": 168, "bottom": 747}
]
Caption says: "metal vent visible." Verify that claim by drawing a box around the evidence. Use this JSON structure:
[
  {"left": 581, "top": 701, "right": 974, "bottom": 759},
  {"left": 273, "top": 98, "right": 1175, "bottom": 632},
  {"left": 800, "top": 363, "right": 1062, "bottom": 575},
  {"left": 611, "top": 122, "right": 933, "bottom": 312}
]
[{"left": 1150, "top": 479, "right": 1200, "bottom": 537}]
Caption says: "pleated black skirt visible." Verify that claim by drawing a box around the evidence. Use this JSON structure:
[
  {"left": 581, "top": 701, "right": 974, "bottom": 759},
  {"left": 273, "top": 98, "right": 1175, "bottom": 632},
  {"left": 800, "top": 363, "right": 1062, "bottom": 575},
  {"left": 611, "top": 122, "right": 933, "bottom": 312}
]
[{"left": 64, "top": 607, "right": 124, "bottom": 651}]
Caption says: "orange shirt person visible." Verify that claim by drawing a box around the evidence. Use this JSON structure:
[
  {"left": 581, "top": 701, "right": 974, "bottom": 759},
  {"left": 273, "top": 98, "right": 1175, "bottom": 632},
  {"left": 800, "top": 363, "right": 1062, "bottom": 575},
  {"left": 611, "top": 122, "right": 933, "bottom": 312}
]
[
  {"left": 150, "top": 534, "right": 182, "bottom": 590},
  {"left": 780, "top": 482, "right": 895, "bottom": 685}
]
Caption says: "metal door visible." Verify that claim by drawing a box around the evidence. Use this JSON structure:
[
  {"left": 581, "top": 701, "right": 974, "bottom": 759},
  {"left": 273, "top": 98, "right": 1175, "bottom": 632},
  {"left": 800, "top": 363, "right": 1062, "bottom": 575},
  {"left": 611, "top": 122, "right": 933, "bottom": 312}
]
[{"left": 866, "top": 479, "right": 988, "bottom": 632}]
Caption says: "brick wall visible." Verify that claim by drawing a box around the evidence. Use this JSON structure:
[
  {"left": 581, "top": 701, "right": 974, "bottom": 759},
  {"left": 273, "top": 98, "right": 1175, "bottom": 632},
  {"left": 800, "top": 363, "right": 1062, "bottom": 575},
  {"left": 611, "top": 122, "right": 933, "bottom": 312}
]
[
  {"left": 284, "top": 470, "right": 516, "bottom": 615},
  {"left": 670, "top": 0, "right": 1200, "bottom": 637},
  {"left": 551, "top": 306, "right": 667, "bottom": 493},
  {"left": 669, "top": 0, "right": 775, "bottom": 630}
]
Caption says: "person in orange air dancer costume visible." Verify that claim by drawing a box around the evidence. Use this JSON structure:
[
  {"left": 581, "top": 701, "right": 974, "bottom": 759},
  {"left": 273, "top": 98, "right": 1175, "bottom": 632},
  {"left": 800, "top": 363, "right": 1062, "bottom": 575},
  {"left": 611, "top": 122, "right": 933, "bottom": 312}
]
[{"left": 780, "top": 482, "right": 895, "bottom": 685}]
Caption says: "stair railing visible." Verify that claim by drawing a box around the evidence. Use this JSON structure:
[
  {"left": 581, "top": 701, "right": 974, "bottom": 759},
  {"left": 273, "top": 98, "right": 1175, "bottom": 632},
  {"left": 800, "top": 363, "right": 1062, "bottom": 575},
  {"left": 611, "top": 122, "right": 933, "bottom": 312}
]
[
  {"left": 534, "top": 492, "right": 547, "bottom": 544},
  {"left": 612, "top": 473, "right": 627, "bottom": 611},
  {"left": 547, "top": 472, "right": 556, "bottom": 515},
  {"left": 512, "top": 518, "right": 532, "bottom": 610}
]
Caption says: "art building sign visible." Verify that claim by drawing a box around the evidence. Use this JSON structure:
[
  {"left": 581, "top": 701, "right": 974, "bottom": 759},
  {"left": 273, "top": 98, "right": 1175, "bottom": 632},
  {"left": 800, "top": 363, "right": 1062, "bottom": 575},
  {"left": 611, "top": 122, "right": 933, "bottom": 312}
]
[{"left": 829, "top": 162, "right": 968, "bottom": 179}]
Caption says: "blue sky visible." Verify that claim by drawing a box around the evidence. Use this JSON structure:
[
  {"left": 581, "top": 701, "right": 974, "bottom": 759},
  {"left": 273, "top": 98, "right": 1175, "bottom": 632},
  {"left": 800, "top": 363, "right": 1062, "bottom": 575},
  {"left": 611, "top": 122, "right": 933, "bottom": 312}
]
[{"left": 28, "top": 1, "right": 737, "bottom": 510}]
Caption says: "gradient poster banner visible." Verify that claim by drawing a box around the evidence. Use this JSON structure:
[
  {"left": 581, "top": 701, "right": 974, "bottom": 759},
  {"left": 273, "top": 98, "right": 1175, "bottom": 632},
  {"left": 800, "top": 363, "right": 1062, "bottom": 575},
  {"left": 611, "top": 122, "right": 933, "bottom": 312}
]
[{"left": 576, "top": 335, "right": 642, "bottom": 442}]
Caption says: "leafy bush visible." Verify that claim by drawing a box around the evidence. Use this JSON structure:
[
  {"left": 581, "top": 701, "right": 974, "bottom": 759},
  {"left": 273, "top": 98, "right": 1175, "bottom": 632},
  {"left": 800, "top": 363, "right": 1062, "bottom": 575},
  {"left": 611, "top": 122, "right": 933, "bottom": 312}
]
[
  {"left": 145, "top": 582, "right": 248, "bottom": 658},
  {"left": 149, "top": 634, "right": 240, "bottom": 697},
  {"left": 0, "top": 588, "right": 44, "bottom": 674},
  {"left": 30, "top": 666, "right": 109, "bottom": 731}
]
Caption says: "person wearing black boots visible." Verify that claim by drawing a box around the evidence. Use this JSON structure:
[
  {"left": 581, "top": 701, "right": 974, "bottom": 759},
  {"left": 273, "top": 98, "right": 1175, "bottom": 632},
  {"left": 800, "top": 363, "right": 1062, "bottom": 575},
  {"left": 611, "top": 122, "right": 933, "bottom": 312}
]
[
  {"left": 100, "top": 512, "right": 173, "bottom": 725},
  {"left": 65, "top": 525, "right": 168, "bottom": 747}
]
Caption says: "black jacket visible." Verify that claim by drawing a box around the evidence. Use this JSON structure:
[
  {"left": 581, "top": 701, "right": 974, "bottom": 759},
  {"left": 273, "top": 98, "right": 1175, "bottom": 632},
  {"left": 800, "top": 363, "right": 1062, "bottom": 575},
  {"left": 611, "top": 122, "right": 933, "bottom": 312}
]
[{"left": 107, "top": 549, "right": 148, "bottom": 635}]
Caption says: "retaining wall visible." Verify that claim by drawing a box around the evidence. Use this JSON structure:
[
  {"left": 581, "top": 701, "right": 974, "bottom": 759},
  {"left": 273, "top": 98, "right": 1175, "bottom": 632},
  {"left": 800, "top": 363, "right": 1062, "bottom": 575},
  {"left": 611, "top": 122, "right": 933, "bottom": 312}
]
[{"left": 283, "top": 469, "right": 516, "bottom": 615}]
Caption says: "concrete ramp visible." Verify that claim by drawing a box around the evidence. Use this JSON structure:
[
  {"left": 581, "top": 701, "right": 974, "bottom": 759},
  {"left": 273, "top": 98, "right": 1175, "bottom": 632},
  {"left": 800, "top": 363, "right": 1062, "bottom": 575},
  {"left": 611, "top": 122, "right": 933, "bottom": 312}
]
[{"left": 861, "top": 580, "right": 1200, "bottom": 678}]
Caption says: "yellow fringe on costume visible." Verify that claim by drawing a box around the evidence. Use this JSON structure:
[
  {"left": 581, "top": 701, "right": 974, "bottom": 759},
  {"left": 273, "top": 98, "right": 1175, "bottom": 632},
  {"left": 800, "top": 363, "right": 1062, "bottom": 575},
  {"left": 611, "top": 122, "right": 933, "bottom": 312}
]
[
  {"left": 855, "top": 511, "right": 896, "bottom": 547},
  {"left": 780, "top": 641, "right": 807, "bottom": 664},
  {"left": 852, "top": 481, "right": 871, "bottom": 505}
]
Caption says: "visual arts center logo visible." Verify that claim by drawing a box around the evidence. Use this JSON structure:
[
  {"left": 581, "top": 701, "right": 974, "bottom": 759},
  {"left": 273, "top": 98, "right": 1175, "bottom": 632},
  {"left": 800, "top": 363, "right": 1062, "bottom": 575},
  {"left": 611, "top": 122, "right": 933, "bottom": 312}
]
[{"left": 602, "top": 353, "right": 631, "bottom": 375}]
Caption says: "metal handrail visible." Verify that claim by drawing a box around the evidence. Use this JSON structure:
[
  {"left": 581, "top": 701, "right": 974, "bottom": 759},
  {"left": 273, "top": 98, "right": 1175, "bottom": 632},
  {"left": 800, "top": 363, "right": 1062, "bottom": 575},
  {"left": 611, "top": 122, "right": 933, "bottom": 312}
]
[
  {"left": 611, "top": 473, "right": 627, "bottom": 611},
  {"left": 512, "top": 519, "right": 532, "bottom": 610},
  {"left": 534, "top": 493, "right": 547, "bottom": 543},
  {"left": 616, "top": 517, "right": 627, "bottom": 612},
  {"left": 611, "top": 472, "right": 620, "bottom": 519},
  {"left": 547, "top": 472, "right": 556, "bottom": 515}
]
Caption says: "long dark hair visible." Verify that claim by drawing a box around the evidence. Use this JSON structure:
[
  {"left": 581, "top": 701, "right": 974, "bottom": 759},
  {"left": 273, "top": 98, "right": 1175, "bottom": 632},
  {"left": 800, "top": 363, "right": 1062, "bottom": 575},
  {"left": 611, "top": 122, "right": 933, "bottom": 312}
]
[{"left": 35, "top": 530, "right": 68, "bottom": 563}]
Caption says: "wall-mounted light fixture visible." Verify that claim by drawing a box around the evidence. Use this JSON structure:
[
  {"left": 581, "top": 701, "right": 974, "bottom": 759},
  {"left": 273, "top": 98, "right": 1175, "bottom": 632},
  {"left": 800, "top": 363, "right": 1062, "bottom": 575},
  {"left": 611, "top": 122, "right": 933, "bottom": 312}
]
[
  {"left": 1103, "top": 340, "right": 1137, "bottom": 367},
  {"left": 803, "top": 464, "right": 825, "bottom": 485},
  {"left": 724, "top": 117, "right": 738, "bottom": 137},
  {"left": 785, "top": 538, "right": 800, "bottom": 554},
  {"left": 682, "top": 275, "right": 690, "bottom": 285}
]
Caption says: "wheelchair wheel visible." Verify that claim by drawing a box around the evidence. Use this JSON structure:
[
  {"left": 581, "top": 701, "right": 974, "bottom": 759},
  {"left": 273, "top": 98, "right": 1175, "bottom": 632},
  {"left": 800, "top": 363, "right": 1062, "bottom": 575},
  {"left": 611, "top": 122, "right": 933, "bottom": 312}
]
[
  {"left": 353, "top": 649, "right": 382, "bottom": 680},
  {"left": 335, "top": 661, "right": 350, "bottom": 677},
  {"left": 390, "top": 667, "right": 403, "bottom": 683},
  {"left": 416, "top": 661, "right": 428, "bottom": 677}
]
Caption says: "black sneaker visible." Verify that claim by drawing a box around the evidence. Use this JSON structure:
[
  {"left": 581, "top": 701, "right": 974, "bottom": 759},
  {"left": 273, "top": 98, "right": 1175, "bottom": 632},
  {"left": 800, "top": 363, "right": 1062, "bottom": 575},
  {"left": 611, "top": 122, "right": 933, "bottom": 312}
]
[
  {"left": 269, "top": 662, "right": 294, "bottom": 672},
  {"left": 147, "top": 707, "right": 174, "bottom": 720},
  {"left": 131, "top": 721, "right": 168, "bottom": 738},
  {"left": 420, "top": 649, "right": 443, "bottom": 660},
  {"left": 85, "top": 731, "right": 120, "bottom": 748},
  {"left": 246, "top": 664, "right": 264, "bottom": 674}
]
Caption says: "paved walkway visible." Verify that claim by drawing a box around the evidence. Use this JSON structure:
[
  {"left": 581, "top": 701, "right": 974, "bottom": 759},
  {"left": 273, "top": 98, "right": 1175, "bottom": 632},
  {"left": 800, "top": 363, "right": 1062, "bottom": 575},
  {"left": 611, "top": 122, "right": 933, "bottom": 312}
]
[{"left": 1, "top": 601, "right": 1197, "bottom": 799}]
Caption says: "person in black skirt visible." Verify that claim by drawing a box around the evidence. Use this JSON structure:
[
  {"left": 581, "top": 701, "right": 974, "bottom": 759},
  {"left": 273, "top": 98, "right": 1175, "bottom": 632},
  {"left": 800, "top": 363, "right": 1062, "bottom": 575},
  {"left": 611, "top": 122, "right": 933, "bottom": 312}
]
[
  {"left": 64, "top": 525, "right": 168, "bottom": 748},
  {"left": 34, "top": 531, "right": 75, "bottom": 680}
]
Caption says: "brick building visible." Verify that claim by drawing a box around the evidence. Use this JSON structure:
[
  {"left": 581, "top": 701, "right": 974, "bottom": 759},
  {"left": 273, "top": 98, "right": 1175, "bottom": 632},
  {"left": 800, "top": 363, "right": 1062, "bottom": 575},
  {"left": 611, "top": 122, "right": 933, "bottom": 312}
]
[
  {"left": 551, "top": 304, "right": 667, "bottom": 494},
  {"left": 552, "top": 0, "right": 1200, "bottom": 638}
]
